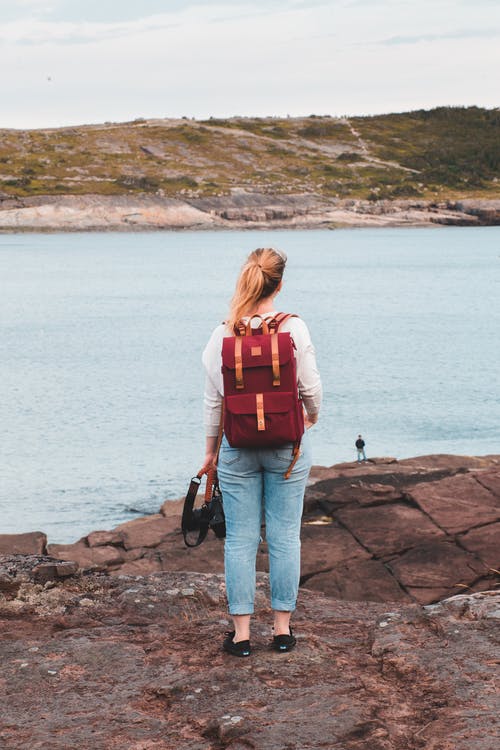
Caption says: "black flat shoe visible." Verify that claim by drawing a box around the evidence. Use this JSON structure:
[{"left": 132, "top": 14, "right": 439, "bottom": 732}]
[
  {"left": 272, "top": 627, "right": 296, "bottom": 653},
  {"left": 223, "top": 630, "right": 251, "bottom": 657}
]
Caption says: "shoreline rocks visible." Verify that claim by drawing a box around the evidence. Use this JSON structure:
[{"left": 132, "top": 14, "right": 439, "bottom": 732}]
[
  {"left": 1, "top": 192, "right": 500, "bottom": 231},
  {"left": 1, "top": 453, "right": 499, "bottom": 748},
  {"left": 2, "top": 453, "right": 498, "bottom": 606}
]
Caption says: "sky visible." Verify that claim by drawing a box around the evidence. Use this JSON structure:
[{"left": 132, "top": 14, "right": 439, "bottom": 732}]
[{"left": 0, "top": 0, "right": 499, "bottom": 128}]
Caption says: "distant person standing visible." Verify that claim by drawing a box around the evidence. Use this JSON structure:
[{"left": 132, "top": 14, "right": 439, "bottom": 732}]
[{"left": 355, "top": 434, "right": 366, "bottom": 463}]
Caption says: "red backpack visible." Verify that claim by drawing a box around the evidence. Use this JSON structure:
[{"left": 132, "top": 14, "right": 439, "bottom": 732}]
[{"left": 221, "top": 313, "right": 304, "bottom": 477}]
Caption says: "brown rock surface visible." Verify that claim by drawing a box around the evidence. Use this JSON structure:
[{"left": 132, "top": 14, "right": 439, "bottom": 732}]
[
  {"left": 299, "top": 523, "right": 371, "bottom": 578},
  {"left": 409, "top": 474, "right": 500, "bottom": 534},
  {"left": 0, "top": 563, "right": 498, "bottom": 750},
  {"left": 475, "top": 468, "right": 500, "bottom": 496},
  {"left": 458, "top": 522, "right": 500, "bottom": 570},
  {"left": 303, "top": 559, "right": 412, "bottom": 603},
  {"left": 28, "top": 455, "right": 500, "bottom": 606},
  {"left": 152, "top": 534, "right": 225, "bottom": 574},
  {"left": 115, "top": 514, "right": 179, "bottom": 549},
  {"left": 309, "top": 453, "right": 497, "bottom": 483},
  {"left": 160, "top": 498, "right": 185, "bottom": 517},
  {"left": 397, "top": 453, "right": 498, "bottom": 470},
  {"left": 87, "top": 529, "right": 125, "bottom": 547},
  {"left": 388, "top": 541, "right": 488, "bottom": 604},
  {"left": 300, "top": 458, "right": 500, "bottom": 603},
  {"left": 0, "top": 532, "right": 47, "bottom": 556},
  {"left": 336, "top": 503, "right": 445, "bottom": 555},
  {"left": 47, "top": 540, "right": 125, "bottom": 570},
  {"left": 306, "top": 478, "right": 403, "bottom": 512}
]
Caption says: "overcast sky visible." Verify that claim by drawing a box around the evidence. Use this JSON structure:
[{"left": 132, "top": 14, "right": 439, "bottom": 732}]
[{"left": 1, "top": 0, "right": 499, "bottom": 128}]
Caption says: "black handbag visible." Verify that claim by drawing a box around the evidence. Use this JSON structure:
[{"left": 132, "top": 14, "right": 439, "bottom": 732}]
[{"left": 181, "top": 471, "right": 226, "bottom": 547}]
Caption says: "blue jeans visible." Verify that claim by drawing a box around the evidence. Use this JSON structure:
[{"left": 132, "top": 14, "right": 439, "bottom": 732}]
[
  {"left": 357, "top": 448, "right": 366, "bottom": 462},
  {"left": 217, "top": 431, "right": 312, "bottom": 615}
]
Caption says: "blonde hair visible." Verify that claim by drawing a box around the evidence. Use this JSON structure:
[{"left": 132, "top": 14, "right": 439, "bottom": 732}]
[{"left": 227, "top": 248, "right": 287, "bottom": 332}]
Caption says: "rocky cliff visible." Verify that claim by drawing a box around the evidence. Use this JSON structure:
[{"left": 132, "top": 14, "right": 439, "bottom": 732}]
[{"left": 1, "top": 192, "right": 499, "bottom": 231}]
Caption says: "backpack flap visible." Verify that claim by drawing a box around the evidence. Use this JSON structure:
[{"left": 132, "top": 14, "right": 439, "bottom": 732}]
[{"left": 222, "top": 332, "right": 294, "bottom": 394}]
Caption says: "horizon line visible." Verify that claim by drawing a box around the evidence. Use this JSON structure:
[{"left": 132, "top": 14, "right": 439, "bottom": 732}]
[{"left": 2, "top": 103, "right": 499, "bottom": 133}]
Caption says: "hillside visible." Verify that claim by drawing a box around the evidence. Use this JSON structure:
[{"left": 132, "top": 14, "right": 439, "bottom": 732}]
[
  {"left": 1, "top": 106, "right": 499, "bottom": 202},
  {"left": 1, "top": 107, "right": 499, "bottom": 230}
]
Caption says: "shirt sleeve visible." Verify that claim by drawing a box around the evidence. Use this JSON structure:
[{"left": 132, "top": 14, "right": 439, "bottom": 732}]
[
  {"left": 202, "top": 324, "right": 225, "bottom": 437},
  {"left": 282, "top": 317, "right": 322, "bottom": 421}
]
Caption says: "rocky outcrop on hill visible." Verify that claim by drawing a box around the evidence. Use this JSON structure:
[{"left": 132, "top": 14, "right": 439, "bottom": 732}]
[
  {"left": 3, "top": 454, "right": 497, "bottom": 608},
  {"left": 0, "top": 558, "right": 498, "bottom": 750},
  {"left": 1, "top": 191, "right": 500, "bottom": 231}
]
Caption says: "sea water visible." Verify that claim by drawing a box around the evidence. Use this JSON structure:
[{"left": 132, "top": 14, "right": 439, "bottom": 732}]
[{"left": 1, "top": 227, "right": 499, "bottom": 542}]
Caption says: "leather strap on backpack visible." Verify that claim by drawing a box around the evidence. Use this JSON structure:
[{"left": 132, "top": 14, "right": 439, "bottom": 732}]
[
  {"left": 272, "top": 313, "right": 302, "bottom": 478},
  {"left": 284, "top": 442, "right": 301, "bottom": 480},
  {"left": 270, "top": 312, "right": 297, "bottom": 331},
  {"left": 204, "top": 405, "right": 225, "bottom": 502},
  {"left": 234, "top": 336, "right": 244, "bottom": 389},
  {"left": 271, "top": 334, "right": 280, "bottom": 386}
]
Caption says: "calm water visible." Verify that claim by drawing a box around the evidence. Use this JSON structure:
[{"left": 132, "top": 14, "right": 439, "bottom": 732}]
[{"left": 1, "top": 227, "right": 499, "bottom": 543}]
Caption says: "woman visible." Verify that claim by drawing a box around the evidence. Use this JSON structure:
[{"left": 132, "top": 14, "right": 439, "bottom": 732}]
[{"left": 201, "top": 247, "right": 322, "bottom": 656}]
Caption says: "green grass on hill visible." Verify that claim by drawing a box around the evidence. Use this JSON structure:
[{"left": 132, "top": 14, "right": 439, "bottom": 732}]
[{"left": 0, "top": 107, "right": 498, "bottom": 200}]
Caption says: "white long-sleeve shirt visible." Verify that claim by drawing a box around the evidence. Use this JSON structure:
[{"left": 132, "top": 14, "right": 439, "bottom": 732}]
[{"left": 202, "top": 312, "right": 322, "bottom": 437}]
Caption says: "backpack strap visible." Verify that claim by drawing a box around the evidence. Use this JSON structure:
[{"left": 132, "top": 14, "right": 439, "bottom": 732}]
[
  {"left": 234, "top": 315, "right": 272, "bottom": 336},
  {"left": 244, "top": 315, "right": 269, "bottom": 336},
  {"left": 232, "top": 313, "right": 297, "bottom": 391},
  {"left": 270, "top": 314, "right": 302, "bottom": 478},
  {"left": 271, "top": 333, "right": 280, "bottom": 386},
  {"left": 284, "top": 442, "right": 301, "bottom": 480},
  {"left": 234, "top": 315, "right": 270, "bottom": 389},
  {"left": 268, "top": 313, "right": 298, "bottom": 387},
  {"left": 270, "top": 312, "right": 298, "bottom": 331},
  {"left": 234, "top": 336, "right": 244, "bottom": 389}
]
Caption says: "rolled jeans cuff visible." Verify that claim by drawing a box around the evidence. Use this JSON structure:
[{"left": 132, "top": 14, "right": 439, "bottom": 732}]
[
  {"left": 228, "top": 603, "right": 254, "bottom": 616},
  {"left": 271, "top": 599, "right": 296, "bottom": 612}
]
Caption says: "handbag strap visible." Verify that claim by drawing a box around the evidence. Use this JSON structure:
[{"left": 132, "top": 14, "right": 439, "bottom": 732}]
[
  {"left": 182, "top": 405, "right": 224, "bottom": 547},
  {"left": 181, "top": 474, "right": 210, "bottom": 547}
]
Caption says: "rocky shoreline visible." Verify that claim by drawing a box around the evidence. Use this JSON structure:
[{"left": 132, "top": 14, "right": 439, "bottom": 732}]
[
  {"left": 1, "top": 453, "right": 499, "bottom": 749},
  {"left": 2, "top": 453, "right": 499, "bottom": 607},
  {"left": 1, "top": 192, "right": 500, "bottom": 231}
]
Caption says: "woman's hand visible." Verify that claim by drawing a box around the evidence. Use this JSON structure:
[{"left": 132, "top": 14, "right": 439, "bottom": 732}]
[
  {"left": 200, "top": 450, "right": 217, "bottom": 475},
  {"left": 304, "top": 413, "right": 318, "bottom": 430},
  {"left": 200, "top": 435, "right": 219, "bottom": 474}
]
